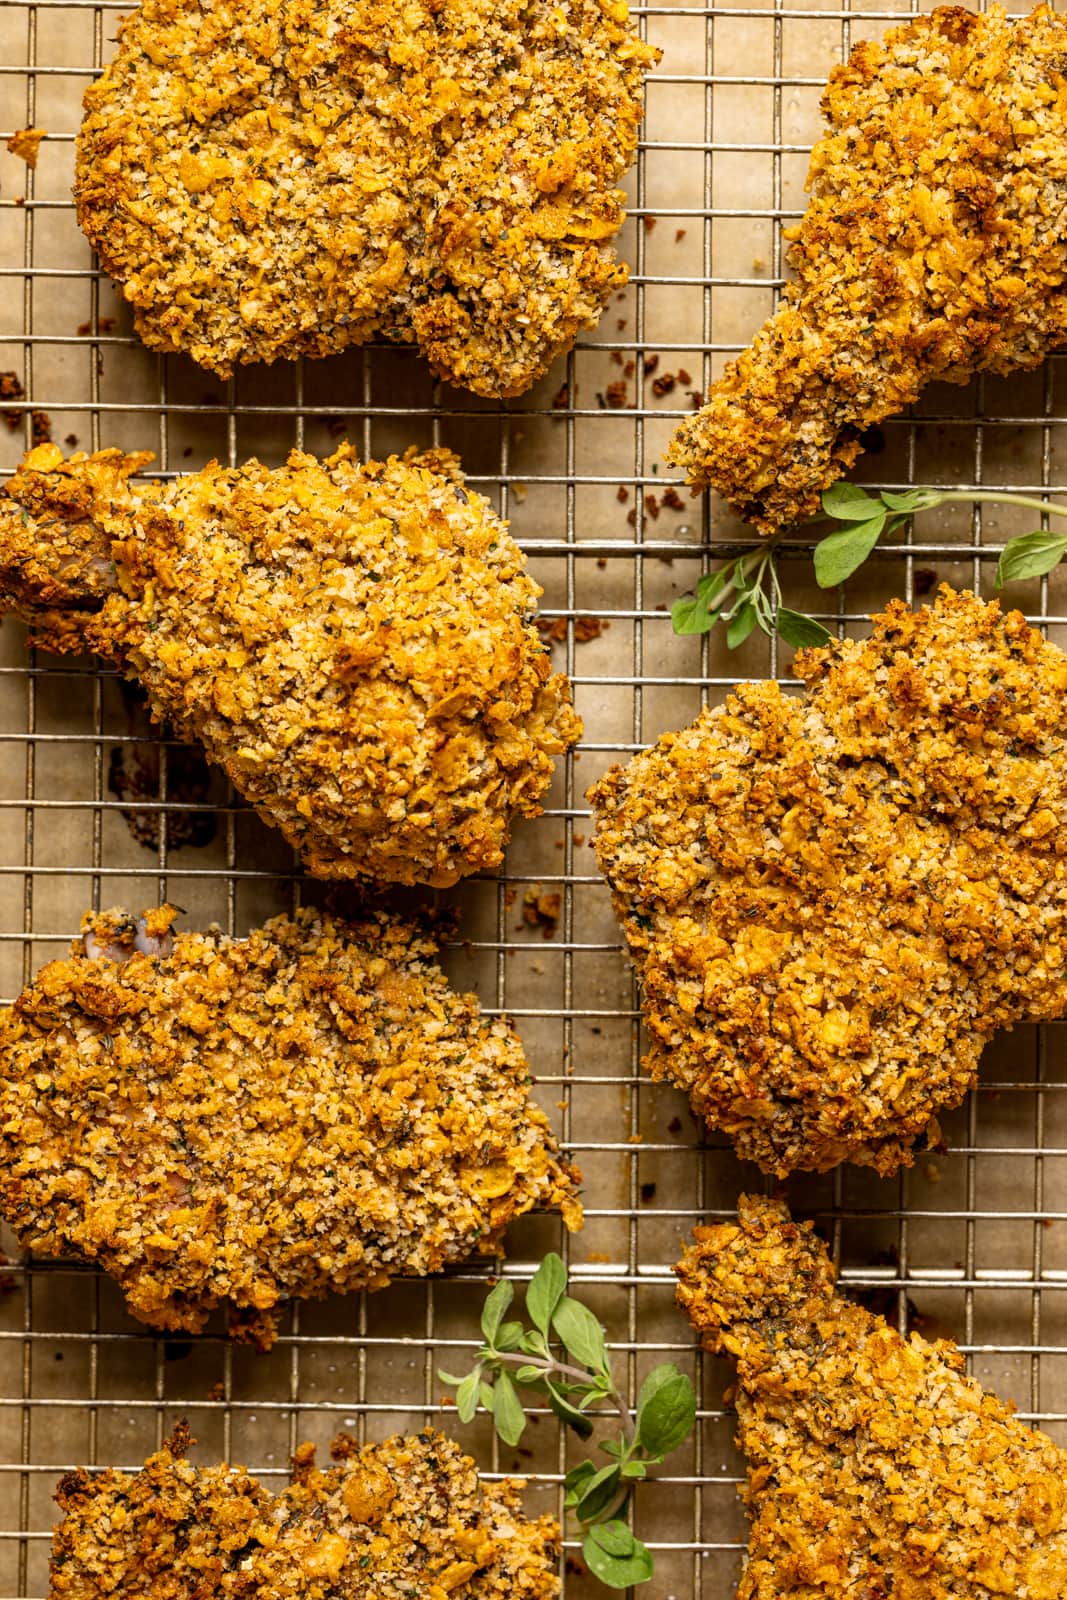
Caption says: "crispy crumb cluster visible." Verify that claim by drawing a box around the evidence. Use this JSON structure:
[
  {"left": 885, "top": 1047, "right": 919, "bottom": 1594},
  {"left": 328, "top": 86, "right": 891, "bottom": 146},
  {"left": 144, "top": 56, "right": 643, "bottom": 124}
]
[
  {"left": 51, "top": 1427, "right": 561, "bottom": 1600},
  {"left": 668, "top": 4, "right": 1067, "bottom": 532},
  {"left": 0, "top": 906, "right": 581, "bottom": 1343},
  {"left": 75, "top": 0, "right": 658, "bottom": 393},
  {"left": 677, "top": 1195, "right": 1067, "bottom": 1599},
  {"left": 0, "top": 443, "right": 581, "bottom": 887},
  {"left": 589, "top": 587, "right": 1067, "bottom": 1177}
]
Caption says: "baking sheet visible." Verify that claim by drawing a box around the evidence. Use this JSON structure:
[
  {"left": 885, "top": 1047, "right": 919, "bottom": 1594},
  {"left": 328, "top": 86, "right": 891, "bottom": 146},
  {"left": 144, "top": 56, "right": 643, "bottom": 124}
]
[{"left": 2, "top": 1, "right": 1067, "bottom": 1594}]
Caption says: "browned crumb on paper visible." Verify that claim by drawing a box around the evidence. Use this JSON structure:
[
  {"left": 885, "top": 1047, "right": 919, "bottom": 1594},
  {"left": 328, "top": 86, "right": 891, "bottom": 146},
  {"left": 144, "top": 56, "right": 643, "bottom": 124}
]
[
  {"left": 6, "top": 127, "right": 45, "bottom": 167},
  {"left": 0, "top": 372, "right": 25, "bottom": 429},
  {"left": 0, "top": 904, "right": 581, "bottom": 1343},
  {"left": 50, "top": 1428, "right": 561, "bottom": 1600},
  {"left": 522, "top": 886, "right": 563, "bottom": 936}
]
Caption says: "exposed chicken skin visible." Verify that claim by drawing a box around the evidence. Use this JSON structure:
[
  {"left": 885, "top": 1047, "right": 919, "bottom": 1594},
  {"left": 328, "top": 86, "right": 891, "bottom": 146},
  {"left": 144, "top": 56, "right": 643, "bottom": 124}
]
[
  {"left": 677, "top": 1195, "right": 1067, "bottom": 1599},
  {"left": 589, "top": 587, "right": 1067, "bottom": 1177},
  {"left": 75, "top": 0, "right": 658, "bottom": 393},
  {"left": 0, "top": 443, "right": 581, "bottom": 887},
  {"left": 0, "top": 905, "right": 581, "bottom": 1345},
  {"left": 50, "top": 1426, "right": 561, "bottom": 1600},
  {"left": 668, "top": 4, "right": 1067, "bottom": 533}
]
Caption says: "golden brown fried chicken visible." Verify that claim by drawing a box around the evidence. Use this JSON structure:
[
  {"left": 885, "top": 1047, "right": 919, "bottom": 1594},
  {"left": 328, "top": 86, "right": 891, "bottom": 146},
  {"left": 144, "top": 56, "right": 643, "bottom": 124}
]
[
  {"left": 589, "top": 586, "right": 1067, "bottom": 1177},
  {"left": 0, "top": 905, "right": 581, "bottom": 1344},
  {"left": 677, "top": 1195, "right": 1067, "bottom": 1600},
  {"left": 0, "top": 443, "right": 581, "bottom": 887},
  {"left": 51, "top": 1426, "right": 560, "bottom": 1600},
  {"left": 668, "top": 4, "right": 1067, "bottom": 533},
  {"left": 75, "top": 0, "right": 657, "bottom": 393}
]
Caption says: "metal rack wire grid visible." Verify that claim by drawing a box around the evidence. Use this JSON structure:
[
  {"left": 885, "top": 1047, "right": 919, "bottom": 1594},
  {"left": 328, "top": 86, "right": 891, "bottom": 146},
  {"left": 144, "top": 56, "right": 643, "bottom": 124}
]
[{"left": 3, "top": 0, "right": 1067, "bottom": 1595}]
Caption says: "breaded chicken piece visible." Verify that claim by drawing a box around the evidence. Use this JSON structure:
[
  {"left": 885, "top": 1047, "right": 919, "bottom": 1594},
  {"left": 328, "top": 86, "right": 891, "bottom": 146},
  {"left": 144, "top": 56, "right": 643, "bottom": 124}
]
[
  {"left": 677, "top": 1195, "right": 1067, "bottom": 1599},
  {"left": 589, "top": 587, "right": 1067, "bottom": 1177},
  {"left": 668, "top": 5, "right": 1067, "bottom": 533},
  {"left": 0, "top": 905, "right": 581, "bottom": 1345},
  {"left": 51, "top": 1425, "right": 560, "bottom": 1600},
  {"left": 75, "top": 0, "right": 658, "bottom": 393},
  {"left": 0, "top": 443, "right": 581, "bottom": 887}
]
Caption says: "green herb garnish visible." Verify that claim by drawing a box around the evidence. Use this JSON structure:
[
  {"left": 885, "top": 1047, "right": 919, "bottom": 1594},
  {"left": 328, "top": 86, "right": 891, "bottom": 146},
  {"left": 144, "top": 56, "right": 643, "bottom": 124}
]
[
  {"left": 439, "top": 1255, "right": 696, "bottom": 1590},
  {"left": 671, "top": 481, "right": 1067, "bottom": 648}
]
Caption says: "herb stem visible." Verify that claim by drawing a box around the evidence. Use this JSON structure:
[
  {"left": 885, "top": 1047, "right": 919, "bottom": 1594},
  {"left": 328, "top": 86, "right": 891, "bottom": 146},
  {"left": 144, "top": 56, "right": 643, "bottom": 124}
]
[
  {"left": 926, "top": 490, "right": 1067, "bottom": 521},
  {"left": 490, "top": 1348, "right": 637, "bottom": 1445}
]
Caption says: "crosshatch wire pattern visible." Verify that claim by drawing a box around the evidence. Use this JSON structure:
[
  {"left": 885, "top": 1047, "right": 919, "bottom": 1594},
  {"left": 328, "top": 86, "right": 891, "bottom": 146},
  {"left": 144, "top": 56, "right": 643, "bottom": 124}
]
[{"left": 4, "top": 0, "right": 1067, "bottom": 1594}]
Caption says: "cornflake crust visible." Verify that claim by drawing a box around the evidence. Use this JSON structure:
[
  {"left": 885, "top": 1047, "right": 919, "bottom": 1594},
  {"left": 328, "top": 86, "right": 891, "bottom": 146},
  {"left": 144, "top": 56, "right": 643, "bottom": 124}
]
[
  {"left": 0, "top": 443, "right": 581, "bottom": 887},
  {"left": 0, "top": 905, "right": 581, "bottom": 1344},
  {"left": 50, "top": 1426, "right": 561, "bottom": 1600},
  {"left": 668, "top": 4, "right": 1067, "bottom": 533},
  {"left": 589, "top": 586, "right": 1067, "bottom": 1177},
  {"left": 75, "top": 0, "right": 658, "bottom": 393},
  {"left": 677, "top": 1195, "right": 1067, "bottom": 1599}
]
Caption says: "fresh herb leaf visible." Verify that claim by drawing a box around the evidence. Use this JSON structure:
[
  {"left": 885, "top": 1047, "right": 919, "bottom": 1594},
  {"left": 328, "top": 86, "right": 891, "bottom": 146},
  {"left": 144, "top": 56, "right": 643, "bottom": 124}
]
[
  {"left": 564, "top": 1461, "right": 599, "bottom": 1506},
  {"left": 493, "top": 1320, "right": 525, "bottom": 1352},
  {"left": 479, "top": 1381, "right": 496, "bottom": 1411},
  {"left": 546, "top": 1379, "right": 595, "bottom": 1440},
  {"left": 552, "top": 1296, "right": 610, "bottom": 1374},
  {"left": 480, "top": 1279, "right": 513, "bottom": 1344},
  {"left": 634, "top": 1366, "right": 696, "bottom": 1458},
  {"left": 821, "top": 482, "right": 882, "bottom": 520},
  {"left": 492, "top": 1371, "right": 526, "bottom": 1447},
  {"left": 775, "top": 607, "right": 831, "bottom": 648},
  {"left": 582, "top": 1528, "right": 655, "bottom": 1589},
  {"left": 514, "top": 1363, "right": 546, "bottom": 1385},
  {"left": 573, "top": 1462, "right": 623, "bottom": 1521},
  {"left": 436, "top": 1369, "right": 470, "bottom": 1386},
  {"left": 995, "top": 529, "right": 1067, "bottom": 589},
  {"left": 526, "top": 1254, "right": 567, "bottom": 1335},
  {"left": 725, "top": 600, "right": 758, "bottom": 649},
  {"left": 455, "top": 1368, "right": 481, "bottom": 1425},
  {"left": 671, "top": 590, "right": 713, "bottom": 635},
  {"left": 814, "top": 511, "right": 886, "bottom": 588}
]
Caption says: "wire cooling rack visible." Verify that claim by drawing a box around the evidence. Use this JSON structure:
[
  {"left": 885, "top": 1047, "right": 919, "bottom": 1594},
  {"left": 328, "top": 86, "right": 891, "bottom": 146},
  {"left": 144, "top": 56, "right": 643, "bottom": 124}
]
[{"left": 4, "top": 1, "right": 1067, "bottom": 1595}]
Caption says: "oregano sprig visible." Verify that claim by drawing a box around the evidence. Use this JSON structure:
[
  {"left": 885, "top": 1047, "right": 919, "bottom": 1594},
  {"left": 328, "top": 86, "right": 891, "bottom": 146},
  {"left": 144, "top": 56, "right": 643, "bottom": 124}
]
[
  {"left": 671, "top": 479, "right": 1067, "bottom": 649},
  {"left": 439, "top": 1255, "right": 696, "bottom": 1591}
]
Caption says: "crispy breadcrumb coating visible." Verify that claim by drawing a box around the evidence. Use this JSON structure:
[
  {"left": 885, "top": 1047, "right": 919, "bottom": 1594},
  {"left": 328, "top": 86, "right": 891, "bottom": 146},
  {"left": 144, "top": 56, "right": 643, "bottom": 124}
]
[
  {"left": 0, "top": 443, "right": 581, "bottom": 887},
  {"left": 0, "top": 905, "right": 581, "bottom": 1344},
  {"left": 668, "top": 4, "right": 1067, "bottom": 533},
  {"left": 51, "top": 1426, "right": 560, "bottom": 1600},
  {"left": 589, "top": 587, "right": 1067, "bottom": 1177},
  {"left": 75, "top": 0, "right": 658, "bottom": 393},
  {"left": 677, "top": 1195, "right": 1067, "bottom": 1599}
]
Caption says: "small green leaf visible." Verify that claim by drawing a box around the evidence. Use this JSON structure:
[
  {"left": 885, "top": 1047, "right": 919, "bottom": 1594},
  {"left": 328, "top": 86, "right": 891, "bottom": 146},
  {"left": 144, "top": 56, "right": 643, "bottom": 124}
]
[
  {"left": 492, "top": 1371, "right": 527, "bottom": 1447},
  {"left": 620, "top": 1460, "right": 648, "bottom": 1479},
  {"left": 775, "top": 607, "right": 832, "bottom": 649},
  {"left": 479, "top": 1381, "right": 496, "bottom": 1410},
  {"left": 527, "top": 1254, "right": 568, "bottom": 1335},
  {"left": 514, "top": 1364, "right": 546, "bottom": 1385},
  {"left": 995, "top": 529, "right": 1067, "bottom": 590},
  {"left": 671, "top": 590, "right": 718, "bottom": 635},
  {"left": 821, "top": 482, "right": 881, "bottom": 521},
  {"left": 437, "top": 1369, "right": 470, "bottom": 1387},
  {"left": 552, "top": 1296, "right": 610, "bottom": 1374},
  {"left": 725, "top": 600, "right": 758, "bottom": 649},
  {"left": 481, "top": 1279, "right": 514, "bottom": 1344},
  {"left": 546, "top": 1379, "right": 594, "bottom": 1440},
  {"left": 880, "top": 487, "right": 943, "bottom": 513},
  {"left": 455, "top": 1368, "right": 481, "bottom": 1425},
  {"left": 520, "top": 1329, "right": 548, "bottom": 1356},
  {"left": 634, "top": 1367, "right": 696, "bottom": 1458},
  {"left": 587, "top": 1520, "right": 638, "bottom": 1558},
  {"left": 494, "top": 1320, "right": 525, "bottom": 1352},
  {"left": 814, "top": 511, "right": 886, "bottom": 588},
  {"left": 574, "top": 1462, "right": 623, "bottom": 1521},
  {"left": 563, "top": 1461, "right": 599, "bottom": 1507},
  {"left": 582, "top": 1528, "right": 654, "bottom": 1589}
]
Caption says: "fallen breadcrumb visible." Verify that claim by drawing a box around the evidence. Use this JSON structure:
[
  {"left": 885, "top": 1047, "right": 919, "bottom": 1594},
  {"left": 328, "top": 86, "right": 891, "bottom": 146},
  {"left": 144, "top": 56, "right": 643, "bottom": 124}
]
[
  {"left": 0, "top": 906, "right": 581, "bottom": 1343},
  {"left": 589, "top": 586, "right": 1067, "bottom": 1176},
  {"left": 668, "top": 4, "right": 1067, "bottom": 532},
  {"left": 50, "top": 1425, "right": 560, "bottom": 1600},
  {"left": 75, "top": 0, "right": 658, "bottom": 393},
  {"left": 677, "top": 1195, "right": 1067, "bottom": 1598},
  {"left": 6, "top": 126, "right": 45, "bottom": 167},
  {"left": 0, "top": 443, "right": 581, "bottom": 887}
]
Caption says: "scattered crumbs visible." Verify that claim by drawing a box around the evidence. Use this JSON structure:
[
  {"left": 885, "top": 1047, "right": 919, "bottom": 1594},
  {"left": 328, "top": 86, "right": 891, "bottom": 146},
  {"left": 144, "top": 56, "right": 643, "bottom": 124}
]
[
  {"left": 643, "top": 215, "right": 657, "bottom": 231},
  {"left": 652, "top": 372, "right": 677, "bottom": 398},
  {"left": 31, "top": 410, "right": 52, "bottom": 446},
  {"left": 923, "top": 1161, "right": 941, "bottom": 1184},
  {"left": 572, "top": 832, "right": 586, "bottom": 847},
  {"left": 565, "top": 1559, "right": 587, "bottom": 1579},
  {"left": 504, "top": 887, "right": 517, "bottom": 908},
  {"left": 13, "top": 195, "right": 25, "bottom": 206},
  {"left": 616, "top": 485, "right": 630, "bottom": 503},
  {"left": 640, "top": 1182, "right": 657, "bottom": 1203},
  {"left": 623, "top": 359, "right": 636, "bottom": 379},
  {"left": 552, "top": 382, "right": 570, "bottom": 409},
  {"left": 667, "top": 1116, "right": 683, "bottom": 1134},
  {"left": 644, "top": 493, "right": 661, "bottom": 521},
  {"left": 537, "top": 615, "right": 609, "bottom": 645},
  {"left": 675, "top": 227, "right": 687, "bottom": 243},
  {"left": 6, "top": 127, "right": 46, "bottom": 168},
  {"left": 0, "top": 371, "right": 25, "bottom": 430},
  {"left": 689, "top": 389, "right": 705, "bottom": 408},
  {"left": 76, "top": 316, "right": 117, "bottom": 337},
  {"left": 610, "top": 350, "right": 624, "bottom": 367},
  {"left": 644, "top": 354, "right": 660, "bottom": 376},
  {"left": 584, "top": 1251, "right": 612, "bottom": 1264},
  {"left": 207, "top": 1381, "right": 225, "bottom": 1402},
  {"left": 590, "top": 1025, "right": 602, "bottom": 1036},
  {"left": 914, "top": 567, "right": 939, "bottom": 596},
  {"left": 626, "top": 507, "right": 637, "bottom": 526},
  {"left": 752, "top": 256, "right": 765, "bottom": 273},
  {"left": 654, "top": 602, "right": 667, "bottom": 612},
  {"left": 615, "top": 290, "right": 627, "bottom": 302},
  {"left": 605, "top": 379, "right": 628, "bottom": 409},
  {"left": 64, "top": 433, "right": 79, "bottom": 449},
  {"left": 596, "top": 556, "right": 607, "bottom": 569},
  {"left": 616, "top": 317, "right": 628, "bottom": 331},
  {"left": 522, "top": 886, "right": 562, "bottom": 937},
  {"left": 182, "top": 446, "right": 193, "bottom": 458},
  {"left": 627, "top": 1133, "right": 643, "bottom": 1145},
  {"left": 677, "top": 367, "right": 692, "bottom": 385},
  {"left": 662, "top": 487, "right": 686, "bottom": 512}
]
